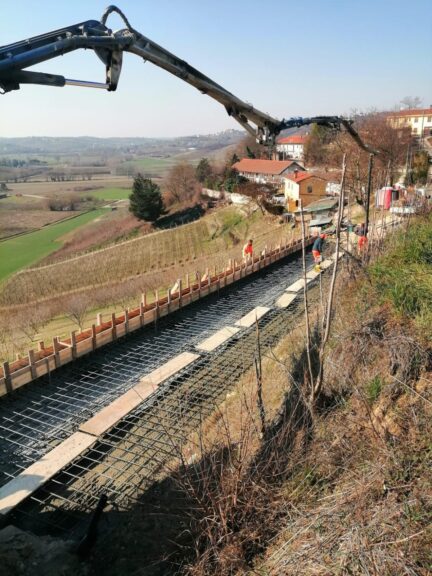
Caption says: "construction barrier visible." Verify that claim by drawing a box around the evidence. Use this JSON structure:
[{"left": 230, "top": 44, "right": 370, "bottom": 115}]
[{"left": 0, "top": 237, "right": 312, "bottom": 396}]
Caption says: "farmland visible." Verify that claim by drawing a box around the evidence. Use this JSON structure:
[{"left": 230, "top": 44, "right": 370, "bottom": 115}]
[
  {"left": 4, "top": 176, "right": 132, "bottom": 199},
  {"left": 0, "top": 208, "right": 108, "bottom": 281},
  {"left": 0, "top": 195, "right": 74, "bottom": 239},
  {"left": 90, "top": 187, "right": 131, "bottom": 201},
  {"left": 0, "top": 207, "right": 291, "bottom": 305}
]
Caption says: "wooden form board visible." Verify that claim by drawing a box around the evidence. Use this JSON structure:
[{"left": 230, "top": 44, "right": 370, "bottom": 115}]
[
  {"left": 0, "top": 432, "right": 96, "bottom": 515},
  {"left": 80, "top": 352, "right": 199, "bottom": 437},
  {"left": 196, "top": 326, "right": 240, "bottom": 352},
  {"left": 136, "top": 352, "right": 199, "bottom": 389},
  {"left": 79, "top": 390, "right": 142, "bottom": 436},
  {"left": 235, "top": 306, "right": 270, "bottom": 328},
  {"left": 275, "top": 292, "right": 298, "bottom": 309}
]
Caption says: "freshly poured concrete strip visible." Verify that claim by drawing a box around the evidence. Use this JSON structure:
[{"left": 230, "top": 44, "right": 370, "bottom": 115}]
[
  {"left": 319, "top": 259, "right": 334, "bottom": 270},
  {"left": 136, "top": 352, "right": 199, "bottom": 390},
  {"left": 306, "top": 269, "right": 321, "bottom": 280},
  {"left": 196, "top": 326, "right": 240, "bottom": 352},
  {"left": 235, "top": 306, "right": 270, "bottom": 328},
  {"left": 275, "top": 292, "right": 298, "bottom": 309},
  {"left": 0, "top": 432, "right": 96, "bottom": 515},
  {"left": 80, "top": 390, "right": 142, "bottom": 436},
  {"left": 81, "top": 352, "right": 199, "bottom": 436},
  {"left": 286, "top": 278, "right": 309, "bottom": 292}
]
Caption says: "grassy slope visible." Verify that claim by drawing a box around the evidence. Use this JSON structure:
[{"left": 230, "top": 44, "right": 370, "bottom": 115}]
[{"left": 0, "top": 208, "right": 107, "bottom": 281}]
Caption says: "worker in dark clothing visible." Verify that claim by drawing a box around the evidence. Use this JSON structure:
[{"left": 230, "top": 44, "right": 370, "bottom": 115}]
[{"left": 312, "top": 233, "right": 326, "bottom": 271}]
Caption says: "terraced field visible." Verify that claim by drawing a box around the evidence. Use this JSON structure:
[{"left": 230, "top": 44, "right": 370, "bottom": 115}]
[
  {"left": 0, "top": 207, "right": 291, "bottom": 306},
  {"left": 0, "top": 208, "right": 108, "bottom": 282}
]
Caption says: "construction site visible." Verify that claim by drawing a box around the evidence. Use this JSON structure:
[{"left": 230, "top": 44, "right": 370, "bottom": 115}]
[{"left": 1, "top": 3, "right": 431, "bottom": 575}]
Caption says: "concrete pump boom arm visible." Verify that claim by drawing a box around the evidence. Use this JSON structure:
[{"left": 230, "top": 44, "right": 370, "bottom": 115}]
[{"left": 0, "top": 5, "right": 377, "bottom": 153}]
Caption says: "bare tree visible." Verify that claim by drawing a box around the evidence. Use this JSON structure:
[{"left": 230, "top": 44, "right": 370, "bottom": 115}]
[
  {"left": 66, "top": 295, "right": 90, "bottom": 332},
  {"left": 165, "top": 161, "right": 199, "bottom": 205},
  {"left": 399, "top": 96, "right": 423, "bottom": 110}
]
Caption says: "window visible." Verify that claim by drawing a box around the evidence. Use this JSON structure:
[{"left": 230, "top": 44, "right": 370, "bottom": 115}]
[
  {"left": 413, "top": 128, "right": 417, "bottom": 134},
  {"left": 428, "top": 117, "right": 431, "bottom": 122},
  {"left": 414, "top": 117, "right": 419, "bottom": 123},
  {"left": 307, "top": 185, "right": 313, "bottom": 193}
]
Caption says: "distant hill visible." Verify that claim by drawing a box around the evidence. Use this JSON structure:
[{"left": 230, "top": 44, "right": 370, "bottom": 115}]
[{"left": 0, "top": 130, "right": 245, "bottom": 156}]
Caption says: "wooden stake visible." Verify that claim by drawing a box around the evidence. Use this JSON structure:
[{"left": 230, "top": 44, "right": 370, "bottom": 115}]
[
  {"left": 91, "top": 324, "right": 97, "bottom": 350},
  {"left": 178, "top": 279, "right": 182, "bottom": 305},
  {"left": 111, "top": 312, "right": 117, "bottom": 340},
  {"left": 70, "top": 331, "right": 77, "bottom": 359},
  {"left": 2, "top": 361, "right": 12, "bottom": 394},
  {"left": 124, "top": 310, "right": 129, "bottom": 333},
  {"left": 52, "top": 337, "right": 60, "bottom": 368},
  {"left": 28, "top": 349, "right": 37, "bottom": 380}
]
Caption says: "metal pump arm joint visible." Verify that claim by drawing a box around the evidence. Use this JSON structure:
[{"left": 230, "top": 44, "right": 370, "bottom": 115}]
[{"left": 0, "top": 6, "right": 376, "bottom": 153}]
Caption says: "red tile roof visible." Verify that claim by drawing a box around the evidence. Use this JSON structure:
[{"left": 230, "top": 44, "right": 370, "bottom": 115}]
[
  {"left": 388, "top": 108, "right": 432, "bottom": 118},
  {"left": 277, "top": 135, "right": 307, "bottom": 145},
  {"left": 285, "top": 172, "right": 325, "bottom": 184},
  {"left": 232, "top": 158, "right": 301, "bottom": 175}
]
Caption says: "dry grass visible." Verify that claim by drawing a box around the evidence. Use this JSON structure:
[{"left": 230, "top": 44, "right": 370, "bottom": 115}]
[
  {"left": 5, "top": 176, "right": 132, "bottom": 198},
  {"left": 0, "top": 206, "right": 288, "bottom": 307}
]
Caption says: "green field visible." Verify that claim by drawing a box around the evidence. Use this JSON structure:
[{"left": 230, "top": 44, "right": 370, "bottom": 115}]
[
  {"left": 122, "top": 157, "right": 181, "bottom": 175},
  {"left": 91, "top": 187, "right": 131, "bottom": 201},
  {"left": 0, "top": 208, "right": 107, "bottom": 281}
]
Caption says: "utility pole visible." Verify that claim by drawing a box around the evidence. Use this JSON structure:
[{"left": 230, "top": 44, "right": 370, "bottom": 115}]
[{"left": 364, "top": 153, "right": 374, "bottom": 236}]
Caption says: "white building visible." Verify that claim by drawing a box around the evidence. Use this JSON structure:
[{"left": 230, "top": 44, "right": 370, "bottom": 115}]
[
  {"left": 232, "top": 158, "right": 305, "bottom": 186},
  {"left": 276, "top": 135, "right": 307, "bottom": 160},
  {"left": 387, "top": 108, "right": 432, "bottom": 137}
]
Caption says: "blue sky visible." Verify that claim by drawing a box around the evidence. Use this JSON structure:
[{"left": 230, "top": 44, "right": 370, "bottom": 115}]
[{"left": 0, "top": 0, "right": 431, "bottom": 137}]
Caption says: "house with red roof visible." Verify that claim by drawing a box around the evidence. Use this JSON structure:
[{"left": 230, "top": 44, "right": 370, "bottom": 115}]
[
  {"left": 232, "top": 158, "right": 305, "bottom": 186},
  {"left": 276, "top": 134, "right": 308, "bottom": 160},
  {"left": 284, "top": 170, "right": 327, "bottom": 212}
]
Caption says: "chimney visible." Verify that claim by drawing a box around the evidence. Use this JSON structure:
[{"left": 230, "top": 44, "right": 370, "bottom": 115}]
[{"left": 294, "top": 168, "right": 299, "bottom": 180}]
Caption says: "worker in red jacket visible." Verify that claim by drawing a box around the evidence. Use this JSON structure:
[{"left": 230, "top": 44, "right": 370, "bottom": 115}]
[
  {"left": 312, "top": 233, "right": 326, "bottom": 271},
  {"left": 243, "top": 239, "right": 253, "bottom": 262}
]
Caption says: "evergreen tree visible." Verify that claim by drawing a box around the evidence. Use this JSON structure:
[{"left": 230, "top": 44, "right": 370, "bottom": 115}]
[
  {"left": 129, "top": 174, "right": 163, "bottom": 221},
  {"left": 195, "top": 157, "right": 213, "bottom": 183}
]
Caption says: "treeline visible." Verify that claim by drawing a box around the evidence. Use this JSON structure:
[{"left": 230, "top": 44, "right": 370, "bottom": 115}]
[
  {"left": 303, "top": 111, "right": 429, "bottom": 186},
  {"left": 0, "top": 158, "right": 48, "bottom": 167}
]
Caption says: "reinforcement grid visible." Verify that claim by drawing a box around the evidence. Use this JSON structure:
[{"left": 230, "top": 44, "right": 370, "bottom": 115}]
[
  {"left": 9, "top": 290, "right": 321, "bottom": 538},
  {"left": 0, "top": 251, "right": 311, "bottom": 487},
  {"left": 2, "top": 250, "right": 328, "bottom": 538}
]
